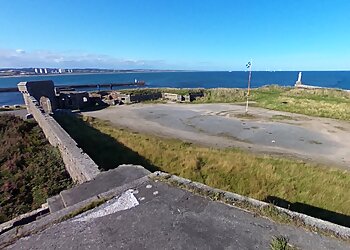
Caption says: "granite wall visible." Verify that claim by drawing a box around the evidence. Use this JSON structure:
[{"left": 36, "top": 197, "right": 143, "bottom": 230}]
[{"left": 25, "top": 95, "right": 100, "bottom": 183}]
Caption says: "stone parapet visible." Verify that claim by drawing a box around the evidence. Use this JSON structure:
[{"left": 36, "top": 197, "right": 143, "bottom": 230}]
[{"left": 25, "top": 95, "right": 100, "bottom": 183}]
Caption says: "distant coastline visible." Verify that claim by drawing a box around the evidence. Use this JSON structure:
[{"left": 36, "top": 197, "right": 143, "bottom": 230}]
[
  {"left": 0, "top": 69, "right": 202, "bottom": 79},
  {"left": 2, "top": 70, "right": 350, "bottom": 106},
  {"left": 2, "top": 69, "right": 350, "bottom": 79}
]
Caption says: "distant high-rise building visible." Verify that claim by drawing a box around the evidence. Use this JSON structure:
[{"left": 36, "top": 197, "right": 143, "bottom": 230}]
[
  {"left": 44, "top": 68, "right": 48, "bottom": 74},
  {"left": 34, "top": 68, "right": 38, "bottom": 74},
  {"left": 59, "top": 69, "right": 65, "bottom": 74},
  {"left": 39, "top": 68, "right": 43, "bottom": 74}
]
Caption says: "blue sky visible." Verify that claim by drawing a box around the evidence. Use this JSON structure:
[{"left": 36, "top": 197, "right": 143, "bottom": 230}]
[{"left": 0, "top": 0, "right": 349, "bottom": 70}]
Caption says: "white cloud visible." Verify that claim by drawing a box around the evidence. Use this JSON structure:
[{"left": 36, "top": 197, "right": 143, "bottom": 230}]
[
  {"left": 0, "top": 48, "right": 167, "bottom": 69},
  {"left": 15, "top": 49, "right": 26, "bottom": 54}
]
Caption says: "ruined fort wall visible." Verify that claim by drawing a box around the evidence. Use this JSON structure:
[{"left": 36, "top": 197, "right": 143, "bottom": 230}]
[{"left": 25, "top": 96, "right": 100, "bottom": 184}]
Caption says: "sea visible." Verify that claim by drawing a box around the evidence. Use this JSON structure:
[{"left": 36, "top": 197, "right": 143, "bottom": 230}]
[{"left": 1, "top": 71, "right": 350, "bottom": 105}]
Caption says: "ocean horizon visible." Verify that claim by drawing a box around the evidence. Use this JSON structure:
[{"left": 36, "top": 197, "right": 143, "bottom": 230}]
[{"left": 1, "top": 70, "right": 350, "bottom": 105}]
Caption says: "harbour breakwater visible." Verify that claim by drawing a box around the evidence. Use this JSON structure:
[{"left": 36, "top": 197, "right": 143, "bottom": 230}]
[
  {"left": 0, "top": 81, "right": 145, "bottom": 92},
  {"left": 21, "top": 90, "right": 100, "bottom": 183},
  {"left": 295, "top": 83, "right": 350, "bottom": 92}
]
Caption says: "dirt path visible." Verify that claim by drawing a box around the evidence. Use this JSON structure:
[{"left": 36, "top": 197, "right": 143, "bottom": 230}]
[{"left": 84, "top": 103, "right": 350, "bottom": 169}]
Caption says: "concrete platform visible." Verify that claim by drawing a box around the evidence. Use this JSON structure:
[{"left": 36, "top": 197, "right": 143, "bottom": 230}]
[
  {"left": 4, "top": 175, "right": 349, "bottom": 250},
  {"left": 48, "top": 165, "right": 150, "bottom": 212}
]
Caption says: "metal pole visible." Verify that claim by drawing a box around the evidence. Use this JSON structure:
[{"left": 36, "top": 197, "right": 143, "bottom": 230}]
[{"left": 245, "top": 60, "right": 253, "bottom": 114}]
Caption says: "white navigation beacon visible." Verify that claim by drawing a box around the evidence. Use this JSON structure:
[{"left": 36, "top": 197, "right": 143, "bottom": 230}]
[{"left": 295, "top": 72, "right": 302, "bottom": 86}]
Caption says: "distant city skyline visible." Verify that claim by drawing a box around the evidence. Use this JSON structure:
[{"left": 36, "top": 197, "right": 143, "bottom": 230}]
[{"left": 1, "top": 0, "right": 350, "bottom": 71}]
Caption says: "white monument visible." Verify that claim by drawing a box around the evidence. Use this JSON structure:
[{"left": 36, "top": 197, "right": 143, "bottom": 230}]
[{"left": 295, "top": 72, "right": 302, "bottom": 86}]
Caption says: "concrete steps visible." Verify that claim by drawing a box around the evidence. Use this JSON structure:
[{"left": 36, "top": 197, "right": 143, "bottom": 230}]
[{"left": 47, "top": 165, "right": 151, "bottom": 213}]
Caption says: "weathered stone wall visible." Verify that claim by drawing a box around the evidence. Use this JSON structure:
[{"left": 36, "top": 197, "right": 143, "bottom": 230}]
[
  {"left": 107, "top": 92, "right": 162, "bottom": 104},
  {"left": 18, "top": 81, "right": 58, "bottom": 110},
  {"left": 162, "top": 93, "right": 181, "bottom": 102},
  {"left": 25, "top": 95, "right": 100, "bottom": 183}
]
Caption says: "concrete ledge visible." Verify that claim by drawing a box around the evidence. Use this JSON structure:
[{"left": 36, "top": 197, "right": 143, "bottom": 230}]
[
  {"left": 0, "top": 175, "right": 151, "bottom": 248},
  {"left": 57, "top": 165, "right": 150, "bottom": 210},
  {"left": 150, "top": 172, "right": 350, "bottom": 239},
  {"left": 0, "top": 204, "right": 49, "bottom": 235},
  {"left": 2, "top": 171, "right": 350, "bottom": 248}
]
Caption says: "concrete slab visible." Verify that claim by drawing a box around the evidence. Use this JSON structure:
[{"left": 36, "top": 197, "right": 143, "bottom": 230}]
[
  {"left": 47, "top": 195, "right": 65, "bottom": 213},
  {"left": 60, "top": 165, "right": 150, "bottom": 208},
  {"left": 6, "top": 179, "right": 349, "bottom": 250}
]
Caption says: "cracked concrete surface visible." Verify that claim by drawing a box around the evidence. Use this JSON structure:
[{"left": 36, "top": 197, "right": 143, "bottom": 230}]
[
  {"left": 6, "top": 180, "right": 350, "bottom": 249},
  {"left": 84, "top": 103, "right": 350, "bottom": 169}
]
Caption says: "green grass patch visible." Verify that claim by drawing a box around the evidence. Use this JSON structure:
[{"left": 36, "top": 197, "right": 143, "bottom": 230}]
[
  {"left": 54, "top": 115, "right": 350, "bottom": 225},
  {"left": 197, "top": 86, "right": 350, "bottom": 121},
  {"left": 270, "top": 236, "right": 297, "bottom": 250}
]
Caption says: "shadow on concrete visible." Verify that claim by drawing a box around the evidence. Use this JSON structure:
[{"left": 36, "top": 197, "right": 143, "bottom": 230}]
[
  {"left": 264, "top": 196, "right": 350, "bottom": 227},
  {"left": 53, "top": 114, "right": 159, "bottom": 172}
]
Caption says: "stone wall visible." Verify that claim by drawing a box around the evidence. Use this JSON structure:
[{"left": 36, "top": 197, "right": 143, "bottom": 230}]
[
  {"left": 162, "top": 93, "right": 182, "bottom": 102},
  {"left": 18, "top": 81, "right": 57, "bottom": 111},
  {"left": 25, "top": 95, "right": 100, "bottom": 183},
  {"left": 106, "top": 91, "right": 162, "bottom": 104}
]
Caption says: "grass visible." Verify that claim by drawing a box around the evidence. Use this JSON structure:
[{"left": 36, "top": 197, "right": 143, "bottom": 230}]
[
  {"left": 197, "top": 86, "right": 350, "bottom": 121},
  {"left": 270, "top": 236, "right": 297, "bottom": 250},
  {"left": 54, "top": 115, "right": 350, "bottom": 224},
  {"left": 54, "top": 114, "right": 158, "bottom": 172}
]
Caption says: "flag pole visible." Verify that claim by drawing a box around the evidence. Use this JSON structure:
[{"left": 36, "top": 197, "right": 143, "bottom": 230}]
[{"left": 245, "top": 60, "right": 253, "bottom": 114}]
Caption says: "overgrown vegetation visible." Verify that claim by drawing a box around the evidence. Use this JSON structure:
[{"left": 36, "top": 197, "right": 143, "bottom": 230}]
[
  {"left": 54, "top": 115, "right": 350, "bottom": 223},
  {"left": 0, "top": 115, "right": 72, "bottom": 223}
]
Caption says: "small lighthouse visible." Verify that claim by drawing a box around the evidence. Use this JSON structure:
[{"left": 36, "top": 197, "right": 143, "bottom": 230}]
[{"left": 295, "top": 72, "right": 302, "bottom": 86}]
